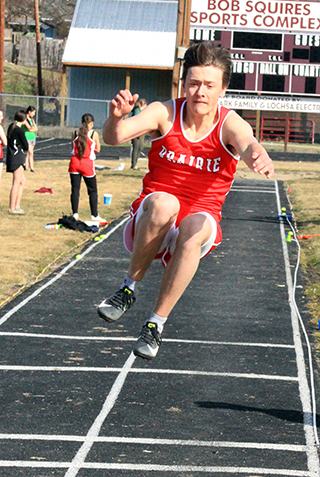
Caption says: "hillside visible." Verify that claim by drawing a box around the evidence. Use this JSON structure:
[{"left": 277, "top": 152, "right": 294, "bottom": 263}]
[{"left": 3, "top": 62, "right": 63, "bottom": 97}]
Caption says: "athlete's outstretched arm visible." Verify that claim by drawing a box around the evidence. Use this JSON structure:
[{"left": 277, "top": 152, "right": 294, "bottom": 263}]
[
  {"left": 102, "top": 89, "right": 169, "bottom": 145},
  {"left": 223, "top": 112, "right": 274, "bottom": 179}
]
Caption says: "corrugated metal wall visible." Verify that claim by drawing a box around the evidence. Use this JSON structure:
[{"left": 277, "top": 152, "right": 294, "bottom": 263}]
[
  {"left": 73, "top": 0, "right": 177, "bottom": 32},
  {"left": 67, "top": 66, "right": 172, "bottom": 127}
]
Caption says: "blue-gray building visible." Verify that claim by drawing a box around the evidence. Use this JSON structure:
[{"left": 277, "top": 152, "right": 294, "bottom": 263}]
[{"left": 62, "top": 0, "right": 178, "bottom": 126}]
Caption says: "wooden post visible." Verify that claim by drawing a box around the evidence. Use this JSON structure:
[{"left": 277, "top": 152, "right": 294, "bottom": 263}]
[
  {"left": 284, "top": 112, "right": 289, "bottom": 152},
  {"left": 255, "top": 109, "right": 261, "bottom": 142},
  {"left": 125, "top": 69, "right": 131, "bottom": 118},
  {"left": 34, "top": 0, "right": 44, "bottom": 97},
  {"left": 172, "top": 0, "right": 191, "bottom": 99},
  {"left": 126, "top": 69, "right": 130, "bottom": 90},
  {"left": 0, "top": 0, "right": 5, "bottom": 94},
  {"left": 172, "top": 0, "right": 184, "bottom": 100},
  {"left": 255, "top": 92, "right": 261, "bottom": 141}
]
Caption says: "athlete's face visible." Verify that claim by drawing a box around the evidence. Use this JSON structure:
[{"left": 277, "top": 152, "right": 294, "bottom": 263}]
[{"left": 182, "top": 65, "right": 227, "bottom": 117}]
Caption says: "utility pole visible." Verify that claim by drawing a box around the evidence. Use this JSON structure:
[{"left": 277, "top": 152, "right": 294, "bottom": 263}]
[
  {"left": 0, "top": 0, "right": 4, "bottom": 94},
  {"left": 34, "top": 0, "right": 44, "bottom": 97},
  {"left": 171, "top": 0, "right": 191, "bottom": 99}
]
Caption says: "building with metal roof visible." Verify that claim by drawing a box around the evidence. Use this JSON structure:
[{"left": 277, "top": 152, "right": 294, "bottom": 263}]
[{"left": 62, "top": 0, "right": 178, "bottom": 126}]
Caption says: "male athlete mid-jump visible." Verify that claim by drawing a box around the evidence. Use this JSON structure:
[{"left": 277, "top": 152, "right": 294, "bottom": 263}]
[{"left": 97, "top": 41, "right": 274, "bottom": 360}]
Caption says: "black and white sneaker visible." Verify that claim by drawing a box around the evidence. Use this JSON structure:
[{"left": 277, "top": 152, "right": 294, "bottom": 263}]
[
  {"left": 98, "top": 287, "right": 136, "bottom": 323},
  {"left": 133, "top": 322, "right": 162, "bottom": 360}
]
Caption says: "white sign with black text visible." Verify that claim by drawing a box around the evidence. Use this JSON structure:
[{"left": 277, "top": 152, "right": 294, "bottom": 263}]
[{"left": 219, "top": 95, "right": 320, "bottom": 112}]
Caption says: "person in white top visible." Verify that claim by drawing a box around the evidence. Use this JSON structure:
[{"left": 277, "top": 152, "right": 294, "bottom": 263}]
[{"left": 0, "top": 110, "right": 7, "bottom": 181}]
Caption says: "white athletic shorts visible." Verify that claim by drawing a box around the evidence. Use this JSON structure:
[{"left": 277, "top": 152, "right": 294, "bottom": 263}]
[{"left": 123, "top": 192, "right": 219, "bottom": 267}]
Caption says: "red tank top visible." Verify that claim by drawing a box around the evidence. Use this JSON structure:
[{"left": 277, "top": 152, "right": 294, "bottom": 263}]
[
  {"left": 142, "top": 98, "right": 239, "bottom": 223},
  {"left": 71, "top": 132, "right": 96, "bottom": 160},
  {"left": 68, "top": 131, "right": 96, "bottom": 177}
]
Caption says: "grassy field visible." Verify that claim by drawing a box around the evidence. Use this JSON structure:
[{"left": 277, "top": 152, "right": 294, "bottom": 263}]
[{"left": 0, "top": 156, "right": 145, "bottom": 307}]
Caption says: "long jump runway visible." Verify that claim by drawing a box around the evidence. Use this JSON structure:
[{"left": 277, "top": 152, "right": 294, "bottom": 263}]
[{"left": 0, "top": 178, "right": 319, "bottom": 476}]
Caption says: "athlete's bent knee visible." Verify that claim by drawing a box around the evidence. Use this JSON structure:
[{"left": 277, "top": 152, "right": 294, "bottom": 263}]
[
  {"left": 145, "top": 193, "right": 179, "bottom": 226},
  {"left": 178, "top": 215, "right": 212, "bottom": 249}
]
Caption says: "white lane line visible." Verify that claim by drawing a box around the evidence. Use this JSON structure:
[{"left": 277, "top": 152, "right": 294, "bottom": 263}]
[
  {"left": 35, "top": 141, "right": 69, "bottom": 152},
  {"left": 231, "top": 188, "right": 276, "bottom": 193},
  {"left": 275, "top": 180, "right": 320, "bottom": 472},
  {"left": 67, "top": 464, "right": 314, "bottom": 475},
  {"left": 0, "top": 365, "right": 298, "bottom": 381},
  {"left": 232, "top": 185, "right": 275, "bottom": 188},
  {"left": 164, "top": 339, "right": 293, "bottom": 348},
  {"left": 0, "top": 216, "right": 129, "bottom": 327},
  {"left": 132, "top": 369, "right": 297, "bottom": 380},
  {"left": 0, "top": 332, "right": 295, "bottom": 348},
  {"left": 64, "top": 352, "right": 136, "bottom": 477},
  {"left": 0, "top": 434, "right": 307, "bottom": 451},
  {"left": 0, "top": 462, "right": 312, "bottom": 475},
  {"left": 35, "top": 138, "right": 55, "bottom": 144}
]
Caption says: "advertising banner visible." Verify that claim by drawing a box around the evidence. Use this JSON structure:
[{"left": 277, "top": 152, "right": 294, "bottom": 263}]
[{"left": 219, "top": 94, "right": 320, "bottom": 112}]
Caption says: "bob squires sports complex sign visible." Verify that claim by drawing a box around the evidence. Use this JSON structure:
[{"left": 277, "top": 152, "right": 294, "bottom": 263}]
[
  {"left": 190, "top": 0, "right": 320, "bottom": 110},
  {"left": 191, "top": 0, "right": 320, "bottom": 32}
]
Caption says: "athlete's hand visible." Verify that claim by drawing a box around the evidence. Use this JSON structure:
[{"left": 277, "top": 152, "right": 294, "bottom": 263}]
[
  {"left": 110, "top": 90, "right": 139, "bottom": 118},
  {"left": 252, "top": 151, "right": 274, "bottom": 179}
]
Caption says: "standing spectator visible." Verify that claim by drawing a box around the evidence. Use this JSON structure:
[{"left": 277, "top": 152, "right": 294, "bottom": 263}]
[
  {"left": 22, "top": 106, "right": 38, "bottom": 173},
  {"left": 0, "top": 110, "right": 7, "bottom": 181},
  {"left": 69, "top": 113, "right": 105, "bottom": 223},
  {"left": 7, "top": 110, "right": 29, "bottom": 214},
  {"left": 130, "top": 98, "right": 147, "bottom": 169}
]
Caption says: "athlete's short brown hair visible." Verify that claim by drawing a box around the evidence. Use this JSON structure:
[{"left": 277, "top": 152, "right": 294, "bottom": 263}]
[{"left": 182, "top": 42, "right": 232, "bottom": 88}]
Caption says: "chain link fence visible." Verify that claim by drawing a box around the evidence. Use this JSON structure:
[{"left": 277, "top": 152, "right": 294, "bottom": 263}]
[
  {"left": 0, "top": 93, "right": 112, "bottom": 138},
  {"left": 1, "top": 93, "right": 320, "bottom": 147}
]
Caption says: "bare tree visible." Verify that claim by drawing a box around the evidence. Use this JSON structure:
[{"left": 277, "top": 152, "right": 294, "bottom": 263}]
[
  {"left": 5, "top": 0, "right": 77, "bottom": 38},
  {"left": 40, "top": 0, "right": 77, "bottom": 38},
  {"left": 5, "top": 0, "right": 34, "bottom": 30}
]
